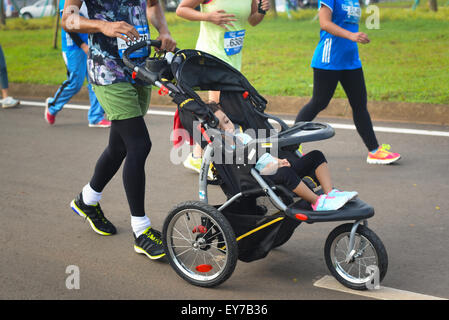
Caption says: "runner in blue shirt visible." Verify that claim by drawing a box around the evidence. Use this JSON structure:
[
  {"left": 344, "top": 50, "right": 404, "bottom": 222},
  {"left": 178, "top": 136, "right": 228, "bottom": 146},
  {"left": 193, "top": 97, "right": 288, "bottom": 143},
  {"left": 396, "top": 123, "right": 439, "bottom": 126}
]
[
  {"left": 296, "top": 0, "right": 401, "bottom": 165},
  {"left": 45, "top": 0, "right": 110, "bottom": 127}
]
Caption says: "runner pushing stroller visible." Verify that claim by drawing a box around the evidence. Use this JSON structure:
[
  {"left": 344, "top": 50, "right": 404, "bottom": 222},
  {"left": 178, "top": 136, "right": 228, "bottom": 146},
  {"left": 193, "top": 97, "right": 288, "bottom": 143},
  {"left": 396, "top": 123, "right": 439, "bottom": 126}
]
[{"left": 123, "top": 40, "right": 388, "bottom": 290}]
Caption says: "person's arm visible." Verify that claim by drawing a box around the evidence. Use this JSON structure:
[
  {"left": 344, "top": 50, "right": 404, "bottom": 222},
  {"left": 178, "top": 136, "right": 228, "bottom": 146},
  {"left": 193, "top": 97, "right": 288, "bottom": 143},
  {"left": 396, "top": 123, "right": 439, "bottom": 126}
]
[
  {"left": 248, "top": 0, "right": 270, "bottom": 27},
  {"left": 176, "top": 0, "right": 237, "bottom": 30},
  {"left": 319, "top": 5, "right": 369, "bottom": 44},
  {"left": 257, "top": 154, "right": 290, "bottom": 175},
  {"left": 68, "top": 32, "right": 88, "bottom": 54},
  {"left": 147, "top": 0, "right": 177, "bottom": 51},
  {"left": 61, "top": 0, "right": 140, "bottom": 42}
]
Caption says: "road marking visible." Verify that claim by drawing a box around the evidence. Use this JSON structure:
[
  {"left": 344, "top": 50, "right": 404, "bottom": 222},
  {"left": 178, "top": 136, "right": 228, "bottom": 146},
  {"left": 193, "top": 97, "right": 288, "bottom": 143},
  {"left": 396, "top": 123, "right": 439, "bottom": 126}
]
[
  {"left": 278, "top": 120, "right": 449, "bottom": 137},
  {"left": 314, "top": 275, "right": 447, "bottom": 300},
  {"left": 23, "top": 100, "right": 449, "bottom": 137}
]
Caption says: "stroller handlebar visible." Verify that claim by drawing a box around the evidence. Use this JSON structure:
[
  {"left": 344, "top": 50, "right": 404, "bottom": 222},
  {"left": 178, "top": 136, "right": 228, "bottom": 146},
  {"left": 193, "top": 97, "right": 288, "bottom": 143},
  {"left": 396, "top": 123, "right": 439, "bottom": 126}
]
[{"left": 122, "top": 40, "right": 180, "bottom": 86}]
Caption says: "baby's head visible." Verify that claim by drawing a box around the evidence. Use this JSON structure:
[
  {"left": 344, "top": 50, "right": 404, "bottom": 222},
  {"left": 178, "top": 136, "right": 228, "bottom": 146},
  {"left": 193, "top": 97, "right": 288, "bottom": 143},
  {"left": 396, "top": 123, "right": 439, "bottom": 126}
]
[{"left": 206, "top": 102, "right": 235, "bottom": 133}]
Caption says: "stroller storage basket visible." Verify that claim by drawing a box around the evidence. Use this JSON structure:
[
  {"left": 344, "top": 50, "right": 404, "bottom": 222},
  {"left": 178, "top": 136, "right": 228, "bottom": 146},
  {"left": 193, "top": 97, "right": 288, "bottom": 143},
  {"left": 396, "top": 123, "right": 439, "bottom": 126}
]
[{"left": 218, "top": 207, "right": 301, "bottom": 263}]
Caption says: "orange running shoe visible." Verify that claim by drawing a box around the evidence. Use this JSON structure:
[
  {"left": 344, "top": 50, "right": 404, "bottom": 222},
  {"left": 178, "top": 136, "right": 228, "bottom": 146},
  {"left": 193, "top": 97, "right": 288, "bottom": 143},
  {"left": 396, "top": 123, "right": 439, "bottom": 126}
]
[
  {"left": 89, "top": 119, "right": 112, "bottom": 128},
  {"left": 367, "top": 144, "right": 401, "bottom": 164}
]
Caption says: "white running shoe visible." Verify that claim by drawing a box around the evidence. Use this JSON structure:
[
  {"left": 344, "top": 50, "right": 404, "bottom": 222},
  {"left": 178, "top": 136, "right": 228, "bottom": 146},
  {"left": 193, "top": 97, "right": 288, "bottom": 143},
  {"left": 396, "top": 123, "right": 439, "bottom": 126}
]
[{"left": 1, "top": 96, "right": 20, "bottom": 108}]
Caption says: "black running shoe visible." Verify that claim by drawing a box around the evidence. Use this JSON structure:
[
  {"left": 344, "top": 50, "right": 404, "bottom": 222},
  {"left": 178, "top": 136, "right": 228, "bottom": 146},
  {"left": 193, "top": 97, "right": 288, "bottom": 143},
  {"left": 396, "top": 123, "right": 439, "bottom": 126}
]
[
  {"left": 134, "top": 227, "right": 165, "bottom": 260},
  {"left": 70, "top": 193, "right": 116, "bottom": 236}
]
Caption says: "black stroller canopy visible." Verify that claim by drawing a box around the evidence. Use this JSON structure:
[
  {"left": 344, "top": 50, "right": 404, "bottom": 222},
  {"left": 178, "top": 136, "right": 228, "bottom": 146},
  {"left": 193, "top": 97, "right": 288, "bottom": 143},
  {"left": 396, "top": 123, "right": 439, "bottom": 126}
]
[
  {"left": 171, "top": 49, "right": 271, "bottom": 134},
  {"left": 172, "top": 49, "right": 251, "bottom": 93}
]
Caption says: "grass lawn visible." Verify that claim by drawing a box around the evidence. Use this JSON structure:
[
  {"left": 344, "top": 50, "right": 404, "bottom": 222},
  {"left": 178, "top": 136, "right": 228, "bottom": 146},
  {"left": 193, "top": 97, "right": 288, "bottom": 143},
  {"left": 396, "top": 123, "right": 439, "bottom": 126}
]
[{"left": 0, "top": 5, "right": 448, "bottom": 105}]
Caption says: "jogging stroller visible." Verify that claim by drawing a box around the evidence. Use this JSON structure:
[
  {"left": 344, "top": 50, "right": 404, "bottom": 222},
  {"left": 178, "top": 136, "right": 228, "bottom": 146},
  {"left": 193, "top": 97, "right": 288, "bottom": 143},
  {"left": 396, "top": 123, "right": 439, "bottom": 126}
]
[{"left": 123, "top": 40, "right": 388, "bottom": 290}]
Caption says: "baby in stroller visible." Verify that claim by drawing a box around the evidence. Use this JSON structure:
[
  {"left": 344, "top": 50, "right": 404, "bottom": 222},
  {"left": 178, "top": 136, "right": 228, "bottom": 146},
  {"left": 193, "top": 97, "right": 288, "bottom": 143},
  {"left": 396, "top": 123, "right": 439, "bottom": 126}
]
[{"left": 206, "top": 102, "right": 358, "bottom": 211}]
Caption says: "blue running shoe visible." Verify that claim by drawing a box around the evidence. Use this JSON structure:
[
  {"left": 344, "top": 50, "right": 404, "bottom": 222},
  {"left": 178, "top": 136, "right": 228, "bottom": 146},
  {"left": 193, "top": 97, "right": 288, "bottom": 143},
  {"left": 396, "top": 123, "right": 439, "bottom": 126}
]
[
  {"left": 328, "top": 189, "right": 358, "bottom": 202},
  {"left": 312, "top": 194, "right": 349, "bottom": 211}
]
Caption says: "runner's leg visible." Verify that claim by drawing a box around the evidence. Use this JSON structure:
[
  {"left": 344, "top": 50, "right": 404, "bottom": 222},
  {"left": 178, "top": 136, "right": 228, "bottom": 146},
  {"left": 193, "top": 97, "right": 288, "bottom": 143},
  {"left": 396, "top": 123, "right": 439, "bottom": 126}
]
[
  {"left": 87, "top": 83, "right": 106, "bottom": 124},
  {"left": 295, "top": 68, "right": 340, "bottom": 123},
  {"left": 0, "top": 44, "right": 9, "bottom": 98},
  {"left": 117, "top": 116, "right": 151, "bottom": 217},
  {"left": 48, "top": 50, "right": 86, "bottom": 115},
  {"left": 89, "top": 122, "right": 127, "bottom": 193},
  {"left": 340, "top": 68, "right": 379, "bottom": 151},
  {"left": 89, "top": 116, "right": 151, "bottom": 217}
]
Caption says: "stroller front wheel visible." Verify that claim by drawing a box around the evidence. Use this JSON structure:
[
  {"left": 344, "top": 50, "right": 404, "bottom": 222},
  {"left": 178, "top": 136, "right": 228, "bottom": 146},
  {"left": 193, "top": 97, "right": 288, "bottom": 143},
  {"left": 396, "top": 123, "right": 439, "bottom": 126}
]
[
  {"left": 163, "top": 201, "right": 238, "bottom": 287},
  {"left": 324, "top": 223, "right": 388, "bottom": 291}
]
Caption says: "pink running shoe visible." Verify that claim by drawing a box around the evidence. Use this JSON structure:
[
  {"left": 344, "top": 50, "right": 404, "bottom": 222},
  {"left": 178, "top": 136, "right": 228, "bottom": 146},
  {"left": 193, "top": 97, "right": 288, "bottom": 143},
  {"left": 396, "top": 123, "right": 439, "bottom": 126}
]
[
  {"left": 89, "top": 119, "right": 111, "bottom": 128},
  {"left": 367, "top": 144, "right": 401, "bottom": 165},
  {"left": 45, "top": 98, "right": 55, "bottom": 125}
]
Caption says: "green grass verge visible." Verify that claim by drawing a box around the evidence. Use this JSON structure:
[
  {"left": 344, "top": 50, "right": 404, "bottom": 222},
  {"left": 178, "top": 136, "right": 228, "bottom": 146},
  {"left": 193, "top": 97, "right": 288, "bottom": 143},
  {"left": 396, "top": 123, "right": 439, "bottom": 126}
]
[{"left": 1, "top": 6, "right": 448, "bottom": 105}]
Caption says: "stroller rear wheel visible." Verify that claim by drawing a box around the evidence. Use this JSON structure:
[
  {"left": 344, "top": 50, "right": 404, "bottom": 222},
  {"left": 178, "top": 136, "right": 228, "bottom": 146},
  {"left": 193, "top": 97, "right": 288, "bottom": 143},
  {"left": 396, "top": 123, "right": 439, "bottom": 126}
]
[
  {"left": 163, "top": 201, "right": 238, "bottom": 287},
  {"left": 324, "top": 223, "right": 388, "bottom": 291}
]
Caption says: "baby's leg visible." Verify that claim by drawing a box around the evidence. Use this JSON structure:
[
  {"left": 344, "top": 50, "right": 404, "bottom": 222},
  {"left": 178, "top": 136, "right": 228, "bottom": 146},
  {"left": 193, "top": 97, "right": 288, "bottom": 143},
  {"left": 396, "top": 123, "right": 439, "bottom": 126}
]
[
  {"left": 315, "top": 162, "right": 332, "bottom": 194},
  {"left": 262, "top": 167, "right": 319, "bottom": 205},
  {"left": 288, "top": 150, "right": 331, "bottom": 193},
  {"left": 291, "top": 181, "right": 319, "bottom": 204}
]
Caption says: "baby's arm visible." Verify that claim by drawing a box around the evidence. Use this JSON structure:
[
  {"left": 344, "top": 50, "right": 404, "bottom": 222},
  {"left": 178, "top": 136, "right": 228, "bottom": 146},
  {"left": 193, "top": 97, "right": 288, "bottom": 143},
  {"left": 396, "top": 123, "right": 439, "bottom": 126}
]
[
  {"left": 256, "top": 154, "right": 290, "bottom": 175},
  {"left": 277, "top": 158, "right": 291, "bottom": 168}
]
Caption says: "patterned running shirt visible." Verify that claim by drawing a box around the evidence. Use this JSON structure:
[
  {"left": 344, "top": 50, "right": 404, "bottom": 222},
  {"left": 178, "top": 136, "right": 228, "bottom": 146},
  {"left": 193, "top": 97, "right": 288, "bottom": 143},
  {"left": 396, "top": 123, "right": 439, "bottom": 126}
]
[{"left": 82, "top": 0, "right": 150, "bottom": 85}]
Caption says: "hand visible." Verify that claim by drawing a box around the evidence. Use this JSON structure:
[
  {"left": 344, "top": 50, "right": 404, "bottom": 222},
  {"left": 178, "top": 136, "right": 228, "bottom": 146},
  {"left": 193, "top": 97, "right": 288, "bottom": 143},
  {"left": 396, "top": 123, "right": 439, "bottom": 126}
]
[
  {"left": 278, "top": 158, "right": 291, "bottom": 168},
  {"left": 350, "top": 32, "right": 370, "bottom": 44},
  {"left": 100, "top": 21, "right": 140, "bottom": 42},
  {"left": 80, "top": 43, "right": 89, "bottom": 55},
  {"left": 156, "top": 32, "right": 177, "bottom": 52},
  {"left": 206, "top": 10, "right": 237, "bottom": 30},
  {"left": 259, "top": 0, "right": 271, "bottom": 12}
]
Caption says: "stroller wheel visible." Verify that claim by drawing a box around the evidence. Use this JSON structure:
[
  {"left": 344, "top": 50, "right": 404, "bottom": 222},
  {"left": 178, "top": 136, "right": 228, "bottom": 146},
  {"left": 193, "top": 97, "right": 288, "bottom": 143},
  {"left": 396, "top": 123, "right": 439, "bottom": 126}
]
[
  {"left": 163, "top": 201, "right": 238, "bottom": 287},
  {"left": 324, "top": 223, "right": 388, "bottom": 291}
]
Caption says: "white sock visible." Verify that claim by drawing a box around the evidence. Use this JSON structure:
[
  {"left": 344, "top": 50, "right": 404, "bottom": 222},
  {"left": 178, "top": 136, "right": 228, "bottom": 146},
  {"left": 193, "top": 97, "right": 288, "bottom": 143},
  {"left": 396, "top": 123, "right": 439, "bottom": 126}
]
[
  {"left": 131, "top": 215, "right": 151, "bottom": 237},
  {"left": 82, "top": 183, "right": 102, "bottom": 205}
]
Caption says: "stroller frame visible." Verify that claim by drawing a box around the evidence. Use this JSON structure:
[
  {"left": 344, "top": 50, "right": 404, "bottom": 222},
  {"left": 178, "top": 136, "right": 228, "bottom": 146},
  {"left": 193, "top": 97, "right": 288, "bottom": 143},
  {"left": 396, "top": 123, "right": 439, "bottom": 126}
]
[
  {"left": 199, "top": 124, "right": 369, "bottom": 265},
  {"left": 123, "top": 40, "right": 388, "bottom": 290}
]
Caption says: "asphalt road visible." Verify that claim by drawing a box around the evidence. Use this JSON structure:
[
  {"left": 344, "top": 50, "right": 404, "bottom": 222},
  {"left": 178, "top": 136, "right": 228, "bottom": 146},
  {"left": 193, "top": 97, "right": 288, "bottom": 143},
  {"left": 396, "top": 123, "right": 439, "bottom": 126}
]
[{"left": 1, "top": 103, "right": 449, "bottom": 301}]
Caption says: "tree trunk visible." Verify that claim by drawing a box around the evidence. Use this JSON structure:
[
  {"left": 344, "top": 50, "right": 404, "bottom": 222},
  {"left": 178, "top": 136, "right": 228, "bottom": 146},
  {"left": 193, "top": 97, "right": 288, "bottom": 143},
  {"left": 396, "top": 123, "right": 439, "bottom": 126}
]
[
  {"left": 160, "top": 0, "right": 166, "bottom": 11},
  {"left": 0, "top": 0, "right": 6, "bottom": 26},
  {"left": 270, "top": 0, "right": 277, "bottom": 17},
  {"left": 53, "top": 0, "right": 60, "bottom": 49},
  {"left": 429, "top": 0, "right": 438, "bottom": 11}
]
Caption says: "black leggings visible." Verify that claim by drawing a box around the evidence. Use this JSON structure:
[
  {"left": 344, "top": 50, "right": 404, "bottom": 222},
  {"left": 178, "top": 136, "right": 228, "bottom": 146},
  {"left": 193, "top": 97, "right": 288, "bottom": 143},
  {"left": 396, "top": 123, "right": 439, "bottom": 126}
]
[
  {"left": 89, "top": 116, "right": 151, "bottom": 217},
  {"left": 295, "top": 68, "right": 379, "bottom": 151},
  {"left": 263, "top": 150, "right": 327, "bottom": 191}
]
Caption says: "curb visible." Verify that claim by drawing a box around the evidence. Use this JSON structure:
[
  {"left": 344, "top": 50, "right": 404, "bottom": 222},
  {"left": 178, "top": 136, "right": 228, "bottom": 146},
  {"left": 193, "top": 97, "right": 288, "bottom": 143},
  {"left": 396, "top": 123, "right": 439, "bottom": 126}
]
[{"left": 9, "top": 83, "right": 449, "bottom": 126}]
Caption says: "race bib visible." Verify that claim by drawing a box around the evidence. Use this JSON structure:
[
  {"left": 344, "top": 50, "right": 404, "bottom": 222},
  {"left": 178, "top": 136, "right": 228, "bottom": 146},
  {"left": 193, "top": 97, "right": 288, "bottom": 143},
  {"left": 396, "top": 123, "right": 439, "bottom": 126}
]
[
  {"left": 224, "top": 30, "right": 246, "bottom": 56},
  {"left": 117, "top": 25, "right": 150, "bottom": 58},
  {"left": 342, "top": 0, "right": 361, "bottom": 24}
]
